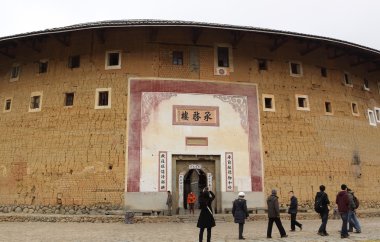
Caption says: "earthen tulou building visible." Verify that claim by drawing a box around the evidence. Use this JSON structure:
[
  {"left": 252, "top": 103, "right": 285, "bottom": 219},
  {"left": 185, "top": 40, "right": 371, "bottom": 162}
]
[{"left": 0, "top": 20, "right": 379, "bottom": 214}]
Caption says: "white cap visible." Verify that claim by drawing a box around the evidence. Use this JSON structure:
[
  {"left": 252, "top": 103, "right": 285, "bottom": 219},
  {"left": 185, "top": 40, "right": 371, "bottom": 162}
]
[{"left": 238, "top": 192, "right": 245, "bottom": 197}]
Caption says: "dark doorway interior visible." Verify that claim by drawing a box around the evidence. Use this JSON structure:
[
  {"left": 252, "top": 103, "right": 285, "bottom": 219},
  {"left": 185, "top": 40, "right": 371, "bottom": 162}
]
[{"left": 183, "top": 169, "right": 207, "bottom": 209}]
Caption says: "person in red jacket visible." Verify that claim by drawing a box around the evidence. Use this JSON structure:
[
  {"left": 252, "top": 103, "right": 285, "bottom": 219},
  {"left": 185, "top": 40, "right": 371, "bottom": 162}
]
[
  {"left": 187, "top": 192, "right": 197, "bottom": 215},
  {"left": 336, "top": 184, "right": 350, "bottom": 238}
]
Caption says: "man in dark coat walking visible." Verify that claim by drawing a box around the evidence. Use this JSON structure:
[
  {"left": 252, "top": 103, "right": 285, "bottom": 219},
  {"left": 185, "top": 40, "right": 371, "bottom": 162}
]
[
  {"left": 232, "top": 192, "right": 249, "bottom": 240},
  {"left": 266, "top": 189, "right": 287, "bottom": 238},
  {"left": 197, "top": 187, "right": 215, "bottom": 242},
  {"left": 288, "top": 191, "right": 302, "bottom": 231},
  {"left": 336, "top": 184, "right": 350, "bottom": 238},
  {"left": 315, "top": 185, "right": 330, "bottom": 236}
]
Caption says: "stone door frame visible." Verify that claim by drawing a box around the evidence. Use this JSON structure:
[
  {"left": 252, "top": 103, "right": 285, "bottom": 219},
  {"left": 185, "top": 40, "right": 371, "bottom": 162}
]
[{"left": 172, "top": 154, "right": 221, "bottom": 214}]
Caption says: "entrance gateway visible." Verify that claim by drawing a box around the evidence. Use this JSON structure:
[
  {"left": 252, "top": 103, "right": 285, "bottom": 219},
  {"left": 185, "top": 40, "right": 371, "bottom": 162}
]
[
  {"left": 172, "top": 155, "right": 221, "bottom": 214},
  {"left": 125, "top": 79, "right": 265, "bottom": 212}
]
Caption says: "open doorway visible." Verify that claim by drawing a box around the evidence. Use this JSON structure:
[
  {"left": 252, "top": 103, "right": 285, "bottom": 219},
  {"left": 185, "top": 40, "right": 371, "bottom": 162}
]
[
  {"left": 172, "top": 155, "right": 221, "bottom": 214},
  {"left": 183, "top": 169, "right": 207, "bottom": 209}
]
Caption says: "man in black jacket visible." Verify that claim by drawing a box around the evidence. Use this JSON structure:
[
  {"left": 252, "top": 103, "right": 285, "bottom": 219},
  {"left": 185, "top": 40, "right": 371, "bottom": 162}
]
[
  {"left": 232, "top": 192, "right": 249, "bottom": 240},
  {"left": 288, "top": 191, "right": 302, "bottom": 231},
  {"left": 315, "top": 185, "right": 330, "bottom": 236},
  {"left": 266, "top": 189, "right": 287, "bottom": 238}
]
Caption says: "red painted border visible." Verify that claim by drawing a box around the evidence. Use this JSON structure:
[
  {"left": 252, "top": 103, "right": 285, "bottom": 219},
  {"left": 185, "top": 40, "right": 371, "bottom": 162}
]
[{"left": 127, "top": 79, "right": 263, "bottom": 192}]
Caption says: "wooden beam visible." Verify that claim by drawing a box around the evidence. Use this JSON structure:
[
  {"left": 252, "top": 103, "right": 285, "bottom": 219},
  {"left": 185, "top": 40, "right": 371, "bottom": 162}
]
[
  {"left": 0, "top": 47, "right": 15, "bottom": 59},
  {"left": 328, "top": 48, "right": 346, "bottom": 59},
  {"left": 300, "top": 42, "right": 322, "bottom": 56},
  {"left": 191, "top": 28, "right": 202, "bottom": 44},
  {"left": 53, "top": 33, "right": 71, "bottom": 47},
  {"left": 22, "top": 38, "right": 41, "bottom": 53},
  {"left": 149, "top": 28, "right": 158, "bottom": 42},
  {"left": 0, "top": 42, "right": 17, "bottom": 59},
  {"left": 350, "top": 57, "right": 372, "bottom": 67},
  {"left": 231, "top": 31, "right": 245, "bottom": 48},
  {"left": 270, "top": 37, "right": 288, "bottom": 52},
  {"left": 368, "top": 63, "right": 380, "bottom": 73},
  {"left": 97, "top": 29, "right": 105, "bottom": 44}
]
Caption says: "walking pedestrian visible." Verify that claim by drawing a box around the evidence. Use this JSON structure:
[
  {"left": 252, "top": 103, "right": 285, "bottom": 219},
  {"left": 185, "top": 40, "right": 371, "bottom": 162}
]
[
  {"left": 266, "top": 189, "right": 287, "bottom": 238},
  {"left": 197, "top": 187, "right": 215, "bottom": 242},
  {"left": 187, "top": 191, "right": 197, "bottom": 215},
  {"left": 336, "top": 184, "right": 350, "bottom": 238},
  {"left": 232, "top": 192, "right": 249, "bottom": 240},
  {"left": 166, "top": 191, "right": 173, "bottom": 216},
  {"left": 347, "top": 188, "right": 361, "bottom": 233},
  {"left": 288, "top": 191, "right": 302, "bottom": 231},
  {"left": 315, "top": 185, "right": 330, "bottom": 236}
]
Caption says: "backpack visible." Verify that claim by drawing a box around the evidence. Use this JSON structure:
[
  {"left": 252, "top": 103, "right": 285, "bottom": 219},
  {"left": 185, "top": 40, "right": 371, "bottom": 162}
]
[
  {"left": 353, "top": 195, "right": 359, "bottom": 209},
  {"left": 314, "top": 193, "right": 324, "bottom": 213}
]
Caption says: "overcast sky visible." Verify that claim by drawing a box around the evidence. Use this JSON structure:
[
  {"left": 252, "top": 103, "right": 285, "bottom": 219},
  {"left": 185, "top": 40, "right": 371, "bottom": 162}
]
[{"left": 2, "top": 0, "right": 379, "bottom": 50}]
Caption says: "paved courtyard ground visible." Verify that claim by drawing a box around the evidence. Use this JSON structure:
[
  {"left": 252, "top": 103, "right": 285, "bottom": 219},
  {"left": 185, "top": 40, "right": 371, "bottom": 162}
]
[{"left": 0, "top": 217, "right": 379, "bottom": 242}]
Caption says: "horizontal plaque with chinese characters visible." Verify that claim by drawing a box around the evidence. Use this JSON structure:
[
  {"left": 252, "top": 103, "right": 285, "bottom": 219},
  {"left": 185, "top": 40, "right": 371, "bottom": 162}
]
[{"left": 173, "top": 105, "right": 219, "bottom": 126}]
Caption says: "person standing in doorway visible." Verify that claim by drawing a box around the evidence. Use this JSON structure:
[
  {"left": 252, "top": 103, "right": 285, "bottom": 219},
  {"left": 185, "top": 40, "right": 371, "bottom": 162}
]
[
  {"left": 336, "top": 184, "right": 350, "bottom": 239},
  {"left": 266, "top": 189, "right": 287, "bottom": 238},
  {"left": 187, "top": 191, "right": 197, "bottom": 215},
  {"left": 288, "top": 191, "right": 302, "bottom": 232},
  {"left": 315, "top": 185, "right": 330, "bottom": 236},
  {"left": 197, "top": 187, "right": 215, "bottom": 242},
  {"left": 166, "top": 191, "right": 173, "bottom": 216},
  {"left": 232, "top": 192, "right": 249, "bottom": 240}
]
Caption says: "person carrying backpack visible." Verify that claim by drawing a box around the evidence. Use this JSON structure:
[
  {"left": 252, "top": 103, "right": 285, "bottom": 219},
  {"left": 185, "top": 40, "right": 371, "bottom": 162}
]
[
  {"left": 315, "top": 185, "right": 330, "bottom": 236},
  {"left": 347, "top": 188, "right": 361, "bottom": 233}
]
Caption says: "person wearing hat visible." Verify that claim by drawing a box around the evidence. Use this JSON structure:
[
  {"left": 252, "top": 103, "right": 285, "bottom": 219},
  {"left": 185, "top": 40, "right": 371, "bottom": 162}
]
[
  {"left": 266, "top": 189, "right": 287, "bottom": 238},
  {"left": 232, "top": 192, "right": 249, "bottom": 240}
]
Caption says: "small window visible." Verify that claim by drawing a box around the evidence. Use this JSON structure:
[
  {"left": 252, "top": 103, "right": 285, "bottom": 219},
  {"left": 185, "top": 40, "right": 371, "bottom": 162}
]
[
  {"left": 289, "top": 61, "right": 302, "bottom": 76},
  {"left": 68, "top": 55, "right": 80, "bottom": 68},
  {"left": 38, "top": 60, "right": 48, "bottom": 74},
  {"left": 295, "top": 94, "right": 309, "bottom": 111},
  {"left": 4, "top": 98, "right": 12, "bottom": 112},
  {"left": 172, "top": 51, "right": 183, "bottom": 65},
  {"left": 321, "top": 67, "right": 327, "bottom": 77},
  {"left": 325, "top": 101, "right": 333, "bottom": 114},
  {"left": 10, "top": 65, "right": 20, "bottom": 80},
  {"left": 105, "top": 51, "right": 121, "bottom": 69},
  {"left": 363, "top": 79, "right": 370, "bottom": 91},
  {"left": 258, "top": 59, "right": 268, "bottom": 71},
  {"left": 95, "top": 88, "right": 111, "bottom": 109},
  {"left": 351, "top": 102, "right": 359, "bottom": 116},
  {"left": 262, "top": 94, "right": 275, "bottom": 112},
  {"left": 29, "top": 92, "right": 43, "bottom": 112},
  {"left": 217, "top": 47, "right": 229, "bottom": 67},
  {"left": 375, "top": 107, "right": 380, "bottom": 122},
  {"left": 344, "top": 72, "right": 353, "bottom": 86},
  {"left": 368, "top": 110, "right": 377, "bottom": 126},
  {"left": 65, "top": 93, "right": 74, "bottom": 106}
]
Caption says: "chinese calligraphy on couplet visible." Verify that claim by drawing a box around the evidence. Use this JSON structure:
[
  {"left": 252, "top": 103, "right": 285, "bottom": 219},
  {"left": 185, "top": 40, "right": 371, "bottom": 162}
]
[
  {"left": 158, "top": 151, "right": 167, "bottom": 191},
  {"left": 173, "top": 105, "right": 219, "bottom": 126},
  {"left": 225, "top": 152, "right": 234, "bottom": 192}
]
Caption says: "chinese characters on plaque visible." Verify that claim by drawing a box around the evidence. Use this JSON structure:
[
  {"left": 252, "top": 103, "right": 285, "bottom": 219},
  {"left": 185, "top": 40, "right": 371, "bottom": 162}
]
[
  {"left": 225, "top": 152, "right": 234, "bottom": 192},
  {"left": 158, "top": 151, "right": 167, "bottom": 191},
  {"left": 173, "top": 105, "right": 219, "bottom": 126}
]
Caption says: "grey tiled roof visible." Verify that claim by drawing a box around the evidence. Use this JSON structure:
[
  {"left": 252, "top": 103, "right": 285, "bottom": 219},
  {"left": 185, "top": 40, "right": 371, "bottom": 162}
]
[{"left": 0, "top": 19, "right": 379, "bottom": 55}]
